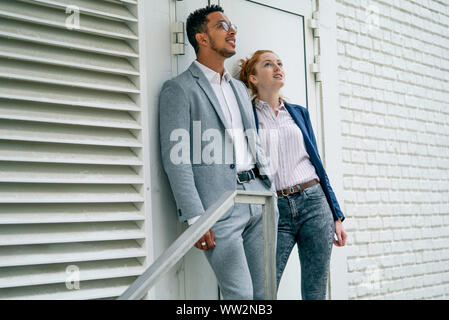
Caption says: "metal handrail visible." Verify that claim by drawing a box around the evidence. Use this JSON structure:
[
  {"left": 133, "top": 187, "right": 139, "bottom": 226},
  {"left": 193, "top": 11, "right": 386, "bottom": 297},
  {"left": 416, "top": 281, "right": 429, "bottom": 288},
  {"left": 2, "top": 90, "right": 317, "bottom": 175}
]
[{"left": 117, "top": 189, "right": 277, "bottom": 300}]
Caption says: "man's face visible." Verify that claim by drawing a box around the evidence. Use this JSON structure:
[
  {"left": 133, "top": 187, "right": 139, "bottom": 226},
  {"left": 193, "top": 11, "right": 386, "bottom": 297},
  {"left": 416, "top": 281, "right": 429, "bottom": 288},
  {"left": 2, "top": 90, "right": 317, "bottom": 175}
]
[{"left": 204, "top": 11, "right": 237, "bottom": 58}]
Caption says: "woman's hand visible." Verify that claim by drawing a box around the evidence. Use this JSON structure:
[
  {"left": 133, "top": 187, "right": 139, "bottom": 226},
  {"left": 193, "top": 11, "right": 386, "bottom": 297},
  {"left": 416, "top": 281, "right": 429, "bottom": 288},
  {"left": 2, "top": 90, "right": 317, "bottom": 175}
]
[{"left": 334, "top": 219, "right": 347, "bottom": 247}]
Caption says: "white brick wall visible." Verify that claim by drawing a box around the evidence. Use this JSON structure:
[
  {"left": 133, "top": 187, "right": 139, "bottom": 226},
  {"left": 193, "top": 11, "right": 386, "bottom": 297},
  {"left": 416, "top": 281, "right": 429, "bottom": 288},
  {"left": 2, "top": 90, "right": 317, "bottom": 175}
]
[{"left": 336, "top": 0, "right": 449, "bottom": 299}]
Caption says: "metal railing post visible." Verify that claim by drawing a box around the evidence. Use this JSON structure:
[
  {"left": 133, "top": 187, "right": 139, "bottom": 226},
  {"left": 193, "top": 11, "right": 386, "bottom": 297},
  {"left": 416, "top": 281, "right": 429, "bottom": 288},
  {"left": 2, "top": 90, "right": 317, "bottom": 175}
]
[
  {"left": 118, "top": 191, "right": 236, "bottom": 300},
  {"left": 118, "top": 190, "right": 277, "bottom": 300},
  {"left": 262, "top": 193, "right": 277, "bottom": 300}
]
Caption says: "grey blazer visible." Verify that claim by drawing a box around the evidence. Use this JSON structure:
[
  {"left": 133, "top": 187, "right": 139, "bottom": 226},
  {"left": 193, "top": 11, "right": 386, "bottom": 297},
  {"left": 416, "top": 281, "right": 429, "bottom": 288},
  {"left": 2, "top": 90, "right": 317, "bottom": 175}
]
[{"left": 159, "top": 62, "right": 274, "bottom": 222}]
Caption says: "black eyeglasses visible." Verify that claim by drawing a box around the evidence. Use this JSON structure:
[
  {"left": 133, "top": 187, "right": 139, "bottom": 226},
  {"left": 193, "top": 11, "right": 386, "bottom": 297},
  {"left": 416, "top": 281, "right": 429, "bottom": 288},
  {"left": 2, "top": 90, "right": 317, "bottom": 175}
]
[{"left": 215, "top": 20, "right": 237, "bottom": 32}]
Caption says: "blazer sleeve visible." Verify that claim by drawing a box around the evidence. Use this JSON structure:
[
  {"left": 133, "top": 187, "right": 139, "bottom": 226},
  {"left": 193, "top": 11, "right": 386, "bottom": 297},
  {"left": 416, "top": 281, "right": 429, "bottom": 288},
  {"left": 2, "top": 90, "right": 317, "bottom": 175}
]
[
  {"left": 159, "top": 80, "right": 205, "bottom": 222},
  {"left": 303, "top": 108, "right": 345, "bottom": 221}
]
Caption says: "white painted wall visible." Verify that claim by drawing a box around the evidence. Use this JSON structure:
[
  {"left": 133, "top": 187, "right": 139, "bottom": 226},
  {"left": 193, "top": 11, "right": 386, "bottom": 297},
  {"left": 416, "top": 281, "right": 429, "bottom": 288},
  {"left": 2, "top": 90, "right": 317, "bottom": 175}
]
[
  {"left": 319, "top": 0, "right": 350, "bottom": 300},
  {"left": 335, "top": 0, "right": 449, "bottom": 299},
  {"left": 140, "top": 0, "right": 186, "bottom": 299}
]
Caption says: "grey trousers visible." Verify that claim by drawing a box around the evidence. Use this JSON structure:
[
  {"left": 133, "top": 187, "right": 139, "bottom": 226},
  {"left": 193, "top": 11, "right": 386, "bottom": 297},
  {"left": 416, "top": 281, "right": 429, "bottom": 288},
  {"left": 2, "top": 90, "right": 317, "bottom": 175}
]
[
  {"left": 203, "top": 177, "right": 273, "bottom": 300},
  {"left": 276, "top": 182, "right": 335, "bottom": 300}
]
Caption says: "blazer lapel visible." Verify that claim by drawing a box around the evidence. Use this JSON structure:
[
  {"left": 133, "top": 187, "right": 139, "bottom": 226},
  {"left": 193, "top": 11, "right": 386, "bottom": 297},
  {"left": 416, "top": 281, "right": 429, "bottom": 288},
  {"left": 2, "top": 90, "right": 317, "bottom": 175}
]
[
  {"left": 188, "top": 62, "right": 230, "bottom": 130},
  {"left": 229, "top": 79, "right": 259, "bottom": 161},
  {"left": 251, "top": 100, "right": 259, "bottom": 132},
  {"left": 229, "top": 79, "right": 253, "bottom": 131}
]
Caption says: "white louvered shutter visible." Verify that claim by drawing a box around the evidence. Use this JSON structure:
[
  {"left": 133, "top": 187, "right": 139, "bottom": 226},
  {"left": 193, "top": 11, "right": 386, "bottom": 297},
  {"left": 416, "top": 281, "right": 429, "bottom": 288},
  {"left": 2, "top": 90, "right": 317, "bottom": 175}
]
[{"left": 0, "top": 0, "right": 147, "bottom": 299}]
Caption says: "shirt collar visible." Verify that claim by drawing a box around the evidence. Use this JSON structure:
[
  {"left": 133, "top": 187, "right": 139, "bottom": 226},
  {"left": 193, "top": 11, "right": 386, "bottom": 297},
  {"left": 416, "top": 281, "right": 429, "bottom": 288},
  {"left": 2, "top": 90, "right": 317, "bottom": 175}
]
[
  {"left": 194, "top": 60, "right": 232, "bottom": 84},
  {"left": 254, "top": 98, "right": 286, "bottom": 111}
]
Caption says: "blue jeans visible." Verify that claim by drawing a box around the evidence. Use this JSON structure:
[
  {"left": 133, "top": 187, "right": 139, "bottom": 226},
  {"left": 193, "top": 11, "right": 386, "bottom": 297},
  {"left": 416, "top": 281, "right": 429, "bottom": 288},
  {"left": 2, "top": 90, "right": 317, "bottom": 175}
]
[{"left": 276, "top": 183, "right": 335, "bottom": 300}]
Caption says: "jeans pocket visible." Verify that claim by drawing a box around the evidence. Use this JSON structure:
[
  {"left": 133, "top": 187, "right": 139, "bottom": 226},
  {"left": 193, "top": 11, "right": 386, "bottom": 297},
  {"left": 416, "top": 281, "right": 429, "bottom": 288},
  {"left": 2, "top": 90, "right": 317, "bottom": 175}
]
[
  {"left": 304, "top": 183, "right": 325, "bottom": 200},
  {"left": 277, "top": 201, "right": 292, "bottom": 231}
]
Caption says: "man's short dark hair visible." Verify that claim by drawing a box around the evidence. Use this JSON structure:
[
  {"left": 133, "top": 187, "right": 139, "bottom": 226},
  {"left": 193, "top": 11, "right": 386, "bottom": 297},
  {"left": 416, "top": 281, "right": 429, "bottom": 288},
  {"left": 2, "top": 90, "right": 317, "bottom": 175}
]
[{"left": 186, "top": 5, "right": 224, "bottom": 53}]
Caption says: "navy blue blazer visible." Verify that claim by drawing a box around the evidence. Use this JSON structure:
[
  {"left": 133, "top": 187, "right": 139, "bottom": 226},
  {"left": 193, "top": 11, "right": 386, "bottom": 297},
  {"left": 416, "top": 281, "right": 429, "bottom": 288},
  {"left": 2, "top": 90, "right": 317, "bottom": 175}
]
[{"left": 253, "top": 102, "right": 345, "bottom": 221}]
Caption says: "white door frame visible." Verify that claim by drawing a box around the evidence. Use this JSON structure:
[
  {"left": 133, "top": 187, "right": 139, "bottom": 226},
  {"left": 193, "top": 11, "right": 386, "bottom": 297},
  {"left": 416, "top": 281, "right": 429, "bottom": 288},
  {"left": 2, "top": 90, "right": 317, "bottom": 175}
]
[
  {"left": 313, "top": 0, "right": 349, "bottom": 300},
  {"left": 138, "top": 0, "right": 349, "bottom": 300}
]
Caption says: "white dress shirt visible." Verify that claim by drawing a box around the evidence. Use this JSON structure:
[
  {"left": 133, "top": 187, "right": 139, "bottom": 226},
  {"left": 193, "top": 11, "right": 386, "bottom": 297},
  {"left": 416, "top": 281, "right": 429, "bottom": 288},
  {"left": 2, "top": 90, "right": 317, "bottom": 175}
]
[
  {"left": 254, "top": 99, "right": 319, "bottom": 191},
  {"left": 188, "top": 61, "right": 255, "bottom": 225}
]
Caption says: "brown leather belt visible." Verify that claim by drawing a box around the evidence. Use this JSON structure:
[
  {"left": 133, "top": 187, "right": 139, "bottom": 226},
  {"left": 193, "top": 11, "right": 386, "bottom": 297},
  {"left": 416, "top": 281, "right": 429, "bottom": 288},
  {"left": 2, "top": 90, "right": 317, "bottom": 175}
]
[{"left": 276, "top": 179, "right": 319, "bottom": 197}]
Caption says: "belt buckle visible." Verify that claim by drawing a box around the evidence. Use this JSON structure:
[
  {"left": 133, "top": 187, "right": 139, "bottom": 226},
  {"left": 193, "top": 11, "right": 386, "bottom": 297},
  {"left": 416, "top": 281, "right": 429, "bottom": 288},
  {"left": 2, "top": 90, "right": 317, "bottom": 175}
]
[
  {"left": 237, "top": 170, "right": 254, "bottom": 184},
  {"left": 281, "top": 186, "right": 298, "bottom": 197},
  {"left": 237, "top": 172, "right": 248, "bottom": 184},
  {"left": 249, "top": 169, "right": 255, "bottom": 180}
]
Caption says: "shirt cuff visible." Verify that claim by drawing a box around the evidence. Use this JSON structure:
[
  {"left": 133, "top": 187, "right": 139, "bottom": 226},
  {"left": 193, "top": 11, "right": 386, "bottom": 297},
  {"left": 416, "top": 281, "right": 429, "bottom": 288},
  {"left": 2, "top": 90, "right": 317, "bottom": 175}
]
[{"left": 187, "top": 215, "right": 201, "bottom": 226}]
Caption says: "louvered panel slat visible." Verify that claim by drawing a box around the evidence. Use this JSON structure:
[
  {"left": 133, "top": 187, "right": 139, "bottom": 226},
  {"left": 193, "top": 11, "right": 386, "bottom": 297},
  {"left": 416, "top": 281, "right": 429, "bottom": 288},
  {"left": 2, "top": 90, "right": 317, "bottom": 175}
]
[
  {"left": 0, "top": 59, "right": 139, "bottom": 94},
  {"left": 0, "top": 184, "right": 144, "bottom": 203},
  {"left": 0, "top": 222, "right": 145, "bottom": 246},
  {"left": 0, "top": 203, "right": 144, "bottom": 224},
  {"left": 0, "top": 0, "right": 145, "bottom": 300},
  {"left": 0, "top": 277, "right": 137, "bottom": 300},
  {"left": 0, "top": 19, "right": 138, "bottom": 57},
  {"left": 0, "top": 141, "right": 141, "bottom": 166},
  {"left": 0, "top": 120, "right": 141, "bottom": 147},
  {"left": 0, "top": 162, "right": 142, "bottom": 184},
  {"left": 102, "top": 0, "right": 137, "bottom": 6},
  {"left": 0, "top": 80, "right": 139, "bottom": 111},
  {"left": 19, "top": 0, "right": 138, "bottom": 22},
  {"left": 0, "top": 259, "right": 144, "bottom": 289},
  {"left": 0, "top": 39, "right": 139, "bottom": 76},
  {"left": 0, "top": 0, "right": 137, "bottom": 40},
  {"left": 0, "top": 240, "right": 145, "bottom": 268},
  {"left": 0, "top": 100, "right": 141, "bottom": 129}
]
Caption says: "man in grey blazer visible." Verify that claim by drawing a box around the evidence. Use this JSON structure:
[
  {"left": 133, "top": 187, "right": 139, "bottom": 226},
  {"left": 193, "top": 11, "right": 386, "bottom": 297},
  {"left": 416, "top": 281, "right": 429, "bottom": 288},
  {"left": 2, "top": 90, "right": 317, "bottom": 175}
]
[{"left": 159, "top": 5, "right": 276, "bottom": 300}]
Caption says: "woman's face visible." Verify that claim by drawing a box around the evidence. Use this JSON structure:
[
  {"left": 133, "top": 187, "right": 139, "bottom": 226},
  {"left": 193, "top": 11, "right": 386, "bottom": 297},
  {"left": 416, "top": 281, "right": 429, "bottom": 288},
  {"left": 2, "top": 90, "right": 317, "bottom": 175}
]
[{"left": 250, "top": 52, "right": 285, "bottom": 93}]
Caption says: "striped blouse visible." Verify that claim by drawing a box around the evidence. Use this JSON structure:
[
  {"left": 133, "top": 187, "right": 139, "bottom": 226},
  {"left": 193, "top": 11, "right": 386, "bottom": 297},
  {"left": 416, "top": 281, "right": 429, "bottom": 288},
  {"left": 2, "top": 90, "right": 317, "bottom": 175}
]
[{"left": 254, "top": 99, "right": 320, "bottom": 191}]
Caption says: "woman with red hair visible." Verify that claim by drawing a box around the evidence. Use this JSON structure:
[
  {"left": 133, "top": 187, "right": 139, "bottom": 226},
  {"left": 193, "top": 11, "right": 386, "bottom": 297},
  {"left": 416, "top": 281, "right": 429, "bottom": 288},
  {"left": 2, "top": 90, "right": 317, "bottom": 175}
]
[{"left": 239, "top": 50, "right": 347, "bottom": 299}]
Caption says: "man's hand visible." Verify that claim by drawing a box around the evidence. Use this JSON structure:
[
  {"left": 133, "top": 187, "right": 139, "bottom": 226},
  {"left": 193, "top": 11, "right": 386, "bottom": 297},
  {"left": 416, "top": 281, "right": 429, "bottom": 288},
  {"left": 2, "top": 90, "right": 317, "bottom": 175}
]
[
  {"left": 334, "top": 219, "right": 347, "bottom": 247},
  {"left": 194, "top": 229, "right": 216, "bottom": 250}
]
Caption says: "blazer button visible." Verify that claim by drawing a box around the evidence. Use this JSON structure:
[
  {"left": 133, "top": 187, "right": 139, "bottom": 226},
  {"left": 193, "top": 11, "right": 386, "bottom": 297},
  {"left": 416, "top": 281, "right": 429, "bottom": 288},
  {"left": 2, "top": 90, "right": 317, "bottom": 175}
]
[{"left": 230, "top": 164, "right": 235, "bottom": 169}]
